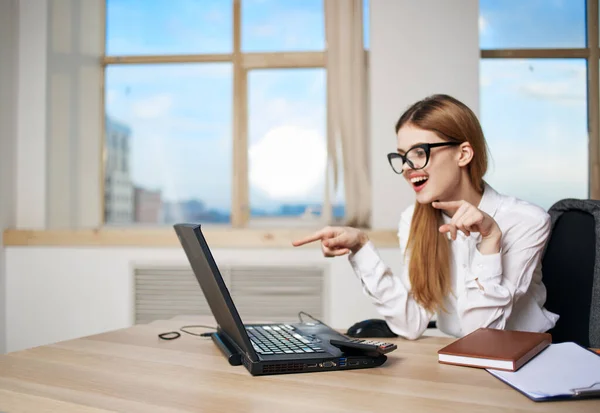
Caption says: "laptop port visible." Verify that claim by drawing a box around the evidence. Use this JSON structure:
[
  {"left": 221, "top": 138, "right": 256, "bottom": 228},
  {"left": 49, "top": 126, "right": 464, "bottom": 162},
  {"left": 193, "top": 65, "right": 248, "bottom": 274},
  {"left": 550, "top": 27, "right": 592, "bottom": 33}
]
[
  {"left": 320, "top": 361, "right": 335, "bottom": 368},
  {"left": 348, "top": 360, "right": 360, "bottom": 366},
  {"left": 307, "top": 363, "right": 317, "bottom": 368}
]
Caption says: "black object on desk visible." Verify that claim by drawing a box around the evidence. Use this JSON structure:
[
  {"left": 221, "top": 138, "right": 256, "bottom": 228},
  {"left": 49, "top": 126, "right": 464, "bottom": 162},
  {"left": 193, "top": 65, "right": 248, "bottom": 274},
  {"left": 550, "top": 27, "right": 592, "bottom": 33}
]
[
  {"left": 346, "top": 319, "right": 398, "bottom": 338},
  {"left": 330, "top": 338, "right": 397, "bottom": 357}
]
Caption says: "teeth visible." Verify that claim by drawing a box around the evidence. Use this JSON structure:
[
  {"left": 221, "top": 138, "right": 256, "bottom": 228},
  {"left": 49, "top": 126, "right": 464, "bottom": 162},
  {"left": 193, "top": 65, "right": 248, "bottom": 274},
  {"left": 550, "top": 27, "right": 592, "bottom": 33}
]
[{"left": 410, "top": 176, "right": 428, "bottom": 183}]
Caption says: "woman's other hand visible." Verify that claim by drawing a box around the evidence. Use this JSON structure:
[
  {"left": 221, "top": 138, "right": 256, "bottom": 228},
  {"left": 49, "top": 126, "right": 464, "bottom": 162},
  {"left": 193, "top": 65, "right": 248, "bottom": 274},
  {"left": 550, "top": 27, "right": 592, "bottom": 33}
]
[{"left": 432, "top": 200, "right": 502, "bottom": 255}]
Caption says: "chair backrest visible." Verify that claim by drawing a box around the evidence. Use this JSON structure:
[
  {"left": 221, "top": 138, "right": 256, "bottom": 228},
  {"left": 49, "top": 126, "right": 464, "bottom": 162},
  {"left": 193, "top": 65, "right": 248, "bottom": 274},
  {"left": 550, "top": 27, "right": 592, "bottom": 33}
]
[{"left": 541, "top": 199, "right": 600, "bottom": 348}]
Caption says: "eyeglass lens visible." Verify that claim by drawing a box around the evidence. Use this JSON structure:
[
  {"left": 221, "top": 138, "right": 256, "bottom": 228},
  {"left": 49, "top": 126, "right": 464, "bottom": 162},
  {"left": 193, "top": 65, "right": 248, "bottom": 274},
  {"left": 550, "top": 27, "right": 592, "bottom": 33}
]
[{"left": 390, "top": 146, "right": 428, "bottom": 173}]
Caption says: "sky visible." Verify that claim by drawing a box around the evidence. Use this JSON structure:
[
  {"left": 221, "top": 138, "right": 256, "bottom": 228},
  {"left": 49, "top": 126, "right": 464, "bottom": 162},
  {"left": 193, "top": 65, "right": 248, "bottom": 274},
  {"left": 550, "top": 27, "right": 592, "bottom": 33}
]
[{"left": 105, "top": 0, "right": 589, "bottom": 217}]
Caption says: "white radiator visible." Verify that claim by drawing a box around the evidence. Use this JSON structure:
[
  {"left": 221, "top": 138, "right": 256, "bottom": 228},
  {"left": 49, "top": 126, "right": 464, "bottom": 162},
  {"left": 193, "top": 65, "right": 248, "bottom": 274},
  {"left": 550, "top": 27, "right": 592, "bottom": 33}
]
[{"left": 134, "top": 264, "right": 325, "bottom": 324}]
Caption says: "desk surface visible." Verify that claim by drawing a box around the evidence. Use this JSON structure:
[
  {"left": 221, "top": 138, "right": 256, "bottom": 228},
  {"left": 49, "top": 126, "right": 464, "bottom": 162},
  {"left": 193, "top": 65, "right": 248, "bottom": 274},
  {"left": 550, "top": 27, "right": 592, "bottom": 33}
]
[{"left": 1, "top": 318, "right": 599, "bottom": 413}]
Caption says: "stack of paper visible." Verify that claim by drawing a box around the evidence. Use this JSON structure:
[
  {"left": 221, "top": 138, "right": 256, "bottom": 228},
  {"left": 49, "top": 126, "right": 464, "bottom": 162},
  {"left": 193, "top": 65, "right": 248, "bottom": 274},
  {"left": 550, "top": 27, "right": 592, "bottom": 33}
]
[{"left": 487, "top": 342, "right": 600, "bottom": 401}]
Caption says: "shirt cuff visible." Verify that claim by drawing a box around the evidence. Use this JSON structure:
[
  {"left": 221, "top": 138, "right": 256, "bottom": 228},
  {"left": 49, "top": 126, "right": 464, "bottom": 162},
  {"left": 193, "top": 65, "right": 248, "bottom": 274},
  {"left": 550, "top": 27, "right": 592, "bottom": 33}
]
[
  {"left": 468, "top": 248, "right": 503, "bottom": 282},
  {"left": 348, "top": 241, "right": 382, "bottom": 279}
]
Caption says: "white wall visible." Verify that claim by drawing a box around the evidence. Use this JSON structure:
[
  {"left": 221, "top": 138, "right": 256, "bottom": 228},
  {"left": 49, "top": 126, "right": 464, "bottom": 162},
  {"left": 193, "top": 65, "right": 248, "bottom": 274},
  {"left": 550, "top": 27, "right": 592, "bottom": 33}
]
[
  {"left": 3, "top": 0, "right": 480, "bottom": 352},
  {"left": 370, "top": 0, "right": 480, "bottom": 229},
  {"left": 0, "top": 0, "right": 19, "bottom": 354},
  {"left": 5, "top": 247, "right": 402, "bottom": 352},
  {"left": 16, "top": 0, "right": 47, "bottom": 229}
]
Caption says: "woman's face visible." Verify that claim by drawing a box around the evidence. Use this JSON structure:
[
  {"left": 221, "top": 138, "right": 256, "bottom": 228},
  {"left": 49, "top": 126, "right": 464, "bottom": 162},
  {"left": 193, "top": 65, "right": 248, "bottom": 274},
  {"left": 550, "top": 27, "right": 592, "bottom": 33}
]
[{"left": 396, "top": 125, "right": 462, "bottom": 204}]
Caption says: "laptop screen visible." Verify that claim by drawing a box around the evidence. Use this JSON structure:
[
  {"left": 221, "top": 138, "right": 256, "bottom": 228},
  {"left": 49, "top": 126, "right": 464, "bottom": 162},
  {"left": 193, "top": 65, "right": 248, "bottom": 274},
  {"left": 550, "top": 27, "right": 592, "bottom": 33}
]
[{"left": 173, "top": 224, "right": 257, "bottom": 361}]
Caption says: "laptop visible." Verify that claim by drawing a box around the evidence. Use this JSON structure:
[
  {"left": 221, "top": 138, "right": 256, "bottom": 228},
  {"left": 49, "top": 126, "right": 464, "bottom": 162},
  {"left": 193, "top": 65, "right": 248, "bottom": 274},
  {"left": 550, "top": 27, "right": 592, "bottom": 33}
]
[{"left": 173, "top": 223, "right": 389, "bottom": 376}]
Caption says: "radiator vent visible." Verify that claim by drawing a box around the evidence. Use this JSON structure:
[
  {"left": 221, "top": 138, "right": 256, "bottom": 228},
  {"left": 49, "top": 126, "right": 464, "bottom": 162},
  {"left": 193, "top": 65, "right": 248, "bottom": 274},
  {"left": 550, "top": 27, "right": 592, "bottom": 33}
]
[
  {"left": 134, "top": 264, "right": 325, "bottom": 324},
  {"left": 262, "top": 362, "right": 306, "bottom": 374}
]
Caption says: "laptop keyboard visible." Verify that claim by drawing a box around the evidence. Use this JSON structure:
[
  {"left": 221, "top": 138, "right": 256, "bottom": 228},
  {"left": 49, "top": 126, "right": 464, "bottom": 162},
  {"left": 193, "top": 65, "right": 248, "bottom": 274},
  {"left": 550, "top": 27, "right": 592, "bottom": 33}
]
[{"left": 246, "top": 325, "right": 326, "bottom": 355}]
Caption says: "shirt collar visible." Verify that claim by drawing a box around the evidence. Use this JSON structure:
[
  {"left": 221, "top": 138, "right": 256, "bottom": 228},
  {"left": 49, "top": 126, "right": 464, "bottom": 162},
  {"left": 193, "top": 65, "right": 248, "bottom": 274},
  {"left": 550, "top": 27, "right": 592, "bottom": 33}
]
[{"left": 477, "top": 181, "right": 501, "bottom": 218}]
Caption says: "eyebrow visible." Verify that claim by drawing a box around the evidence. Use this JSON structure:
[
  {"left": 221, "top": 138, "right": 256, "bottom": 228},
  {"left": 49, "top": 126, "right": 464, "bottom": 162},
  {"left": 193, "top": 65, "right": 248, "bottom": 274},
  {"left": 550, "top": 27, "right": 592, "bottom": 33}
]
[{"left": 397, "top": 142, "right": 427, "bottom": 155}]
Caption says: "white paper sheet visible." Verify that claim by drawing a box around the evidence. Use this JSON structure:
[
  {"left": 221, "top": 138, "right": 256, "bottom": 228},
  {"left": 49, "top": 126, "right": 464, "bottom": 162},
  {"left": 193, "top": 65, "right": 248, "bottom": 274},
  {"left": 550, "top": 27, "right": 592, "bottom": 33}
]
[{"left": 486, "top": 342, "right": 600, "bottom": 400}]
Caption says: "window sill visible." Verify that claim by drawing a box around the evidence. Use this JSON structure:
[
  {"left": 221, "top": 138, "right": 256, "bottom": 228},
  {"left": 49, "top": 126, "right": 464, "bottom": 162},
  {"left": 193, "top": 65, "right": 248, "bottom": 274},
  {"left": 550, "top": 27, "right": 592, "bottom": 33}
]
[{"left": 2, "top": 228, "right": 399, "bottom": 248}]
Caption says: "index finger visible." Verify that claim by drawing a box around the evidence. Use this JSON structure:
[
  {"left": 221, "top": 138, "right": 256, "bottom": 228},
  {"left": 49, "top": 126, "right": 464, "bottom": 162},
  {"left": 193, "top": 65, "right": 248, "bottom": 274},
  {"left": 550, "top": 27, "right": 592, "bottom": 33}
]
[
  {"left": 292, "top": 228, "right": 334, "bottom": 247},
  {"left": 431, "top": 200, "right": 464, "bottom": 211}
]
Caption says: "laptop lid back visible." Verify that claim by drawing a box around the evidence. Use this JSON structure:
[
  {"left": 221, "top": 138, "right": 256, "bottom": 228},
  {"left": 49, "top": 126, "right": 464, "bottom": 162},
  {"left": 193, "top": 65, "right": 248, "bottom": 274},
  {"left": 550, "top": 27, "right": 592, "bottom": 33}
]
[{"left": 174, "top": 223, "right": 258, "bottom": 362}]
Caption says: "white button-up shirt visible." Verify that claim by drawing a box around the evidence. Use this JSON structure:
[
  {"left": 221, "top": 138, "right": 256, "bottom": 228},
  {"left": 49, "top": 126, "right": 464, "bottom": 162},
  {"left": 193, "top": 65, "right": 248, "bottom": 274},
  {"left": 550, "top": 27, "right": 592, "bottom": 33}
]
[{"left": 349, "top": 183, "right": 559, "bottom": 340}]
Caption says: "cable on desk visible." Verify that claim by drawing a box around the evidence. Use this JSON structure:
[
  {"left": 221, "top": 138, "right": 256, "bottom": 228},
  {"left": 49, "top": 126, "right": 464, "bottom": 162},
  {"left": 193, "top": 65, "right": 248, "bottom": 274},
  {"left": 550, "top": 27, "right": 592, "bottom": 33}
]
[
  {"left": 159, "top": 313, "right": 328, "bottom": 341},
  {"left": 158, "top": 324, "right": 217, "bottom": 340}
]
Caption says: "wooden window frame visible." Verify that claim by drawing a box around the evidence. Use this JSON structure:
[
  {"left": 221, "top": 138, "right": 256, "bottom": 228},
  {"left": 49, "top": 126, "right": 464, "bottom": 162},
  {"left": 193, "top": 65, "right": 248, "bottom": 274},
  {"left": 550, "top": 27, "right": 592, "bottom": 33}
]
[
  {"left": 480, "top": 0, "right": 600, "bottom": 200},
  {"left": 100, "top": 0, "right": 331, "bottom": 229}
]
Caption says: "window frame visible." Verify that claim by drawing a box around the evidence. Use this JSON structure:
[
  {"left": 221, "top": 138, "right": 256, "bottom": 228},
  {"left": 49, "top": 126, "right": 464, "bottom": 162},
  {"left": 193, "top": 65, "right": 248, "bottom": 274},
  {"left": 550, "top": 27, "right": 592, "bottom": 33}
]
[
  {"left": 100, "top": 0, "right": 331, "bottom": 228},
  {"left": 479, "top": 0, "right": 599, "bottom": 200}
]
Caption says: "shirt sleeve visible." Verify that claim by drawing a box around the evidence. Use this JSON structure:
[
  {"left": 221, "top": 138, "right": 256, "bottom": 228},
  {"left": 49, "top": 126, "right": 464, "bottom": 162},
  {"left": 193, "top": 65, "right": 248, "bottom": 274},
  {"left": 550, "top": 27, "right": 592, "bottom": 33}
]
[
  {"left": 348, "top": 208, "right": 433, "bottom": 340},
  {"left": 456, "top": 212, "right": 552, "bottom": 334}
]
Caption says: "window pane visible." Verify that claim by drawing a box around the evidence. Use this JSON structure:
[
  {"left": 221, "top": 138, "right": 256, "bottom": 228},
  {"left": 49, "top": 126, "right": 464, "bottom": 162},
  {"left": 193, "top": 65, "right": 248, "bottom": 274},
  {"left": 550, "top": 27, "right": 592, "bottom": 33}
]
[
  {"left": 480, "top": 59, "right": 588, "bottom": 211},
  {"left": 248, "top": 69, "right": 341, "bottom": 220},
  {"left": 106, "top": 0, "right": 232, "bottom": 55},
  {"left": 242, "top": 0, "right": 324, "bottom": 52},
  {"left": 104, "top": 63, "right": 233, "bottom": 225},
  {"left": 479, "top": 0, "right": 585, "bottom": 49}
]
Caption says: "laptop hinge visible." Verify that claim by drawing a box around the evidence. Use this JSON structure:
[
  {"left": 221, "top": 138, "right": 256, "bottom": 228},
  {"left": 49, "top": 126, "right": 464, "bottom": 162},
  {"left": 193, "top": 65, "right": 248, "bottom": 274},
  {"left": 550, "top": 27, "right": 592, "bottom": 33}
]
[{"left": 211, "top": 332, "right": 243, "bottom": 366}]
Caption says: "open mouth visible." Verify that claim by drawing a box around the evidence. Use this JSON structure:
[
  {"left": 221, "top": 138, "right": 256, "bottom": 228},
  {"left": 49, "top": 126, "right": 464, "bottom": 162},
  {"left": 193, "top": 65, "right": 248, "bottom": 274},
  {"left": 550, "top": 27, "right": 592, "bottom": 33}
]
[{"left": 410, "top": 176, "right": 429, "bottom": 191}]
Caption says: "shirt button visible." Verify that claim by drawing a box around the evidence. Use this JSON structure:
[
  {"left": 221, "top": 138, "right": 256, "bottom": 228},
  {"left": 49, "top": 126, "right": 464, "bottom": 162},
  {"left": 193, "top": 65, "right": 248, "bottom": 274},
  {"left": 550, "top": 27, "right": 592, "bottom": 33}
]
[{"left": 462, "top": 264, "right": 467, "bottom": 269}]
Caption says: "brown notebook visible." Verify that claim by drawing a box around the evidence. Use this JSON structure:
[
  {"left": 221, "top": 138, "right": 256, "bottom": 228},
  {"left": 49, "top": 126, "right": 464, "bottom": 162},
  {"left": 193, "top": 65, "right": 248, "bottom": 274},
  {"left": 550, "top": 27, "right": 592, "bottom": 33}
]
[{"left": 437, "top": 328, "right": 552, "bottom": 371}]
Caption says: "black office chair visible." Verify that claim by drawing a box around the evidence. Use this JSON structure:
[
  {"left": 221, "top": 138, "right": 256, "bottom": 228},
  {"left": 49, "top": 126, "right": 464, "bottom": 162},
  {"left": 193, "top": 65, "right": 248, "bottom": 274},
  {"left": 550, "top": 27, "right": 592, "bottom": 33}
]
[{"left": 541, "top": 199, "right": 600, "bottom": 348}]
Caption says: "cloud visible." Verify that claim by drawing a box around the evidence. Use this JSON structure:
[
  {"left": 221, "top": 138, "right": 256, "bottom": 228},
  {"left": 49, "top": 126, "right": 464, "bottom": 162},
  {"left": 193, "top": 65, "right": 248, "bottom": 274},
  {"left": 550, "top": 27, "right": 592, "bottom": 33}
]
[
  {"left": 517, "top": 64, "right": 586, "bottom": 105},
  {"left": 249, "top": 125, "right": 327, "bottom": 199},
  {"left": 246, "top": 69, "right": 328, "bottom": 205},
  {"left": 250, "top": 24, "right": 277, "bottom": 37},
  {"left": 242, "top": 7, "right": 324, "bottom": 51},
  {"left": 518, "top": 82, "right": 585, "bottom": 104},
  {"left": 131, "top": 94, "right": 174, "bottom": 119},
  {"left": 479, "top": 16, "right": 488, "bottom": 34},
  {"left": 204, "top": 9, "right": 227, "bottom": 24},
  {"left": 481, "top": 60, "right": 587, "bottom": 106}
]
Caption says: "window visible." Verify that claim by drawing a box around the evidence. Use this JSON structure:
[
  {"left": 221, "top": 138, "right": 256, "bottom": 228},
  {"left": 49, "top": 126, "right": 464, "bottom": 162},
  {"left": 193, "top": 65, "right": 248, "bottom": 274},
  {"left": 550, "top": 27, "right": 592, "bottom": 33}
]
[
  {"left": 248, "top": 69, "right": 328, "bottom": 220},
  {"left": 479, "top": 0, "right": 585, "bottom": 49},
  {"left": 241, "top": 0, "right": 324, "bottom": 52},
  {"left": 479, "top": 0, "right": 596, "bottom": 211},
  {"left": 105, "top": 0, "right": 233, "bottom": 55},
  {"left": 102, "top": 0, "right": 357, "bottom": 227},
  {"left": 105, "top": 63, "right": 234, "bottom": 224}
]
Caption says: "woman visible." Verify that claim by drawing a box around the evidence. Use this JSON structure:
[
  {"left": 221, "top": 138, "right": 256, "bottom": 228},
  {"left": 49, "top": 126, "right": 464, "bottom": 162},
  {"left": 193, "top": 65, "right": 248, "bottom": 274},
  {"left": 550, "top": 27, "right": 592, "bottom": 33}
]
[{"left": 292, "top": 94, "right": 559, "bottom": 340}]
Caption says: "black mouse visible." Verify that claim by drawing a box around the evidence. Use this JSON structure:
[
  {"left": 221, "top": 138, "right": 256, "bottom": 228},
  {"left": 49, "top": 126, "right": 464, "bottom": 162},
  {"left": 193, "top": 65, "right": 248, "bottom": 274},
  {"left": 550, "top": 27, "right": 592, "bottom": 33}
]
[{"left": 346, "top": 319, "right": 398, "bottom": 338}]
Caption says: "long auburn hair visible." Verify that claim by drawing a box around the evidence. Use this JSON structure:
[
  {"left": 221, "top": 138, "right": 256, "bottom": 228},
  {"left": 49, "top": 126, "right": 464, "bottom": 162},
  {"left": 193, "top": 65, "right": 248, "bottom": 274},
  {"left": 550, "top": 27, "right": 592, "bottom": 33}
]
[{"left": 395, "top": 94, "right": 488, "bottom": 313}]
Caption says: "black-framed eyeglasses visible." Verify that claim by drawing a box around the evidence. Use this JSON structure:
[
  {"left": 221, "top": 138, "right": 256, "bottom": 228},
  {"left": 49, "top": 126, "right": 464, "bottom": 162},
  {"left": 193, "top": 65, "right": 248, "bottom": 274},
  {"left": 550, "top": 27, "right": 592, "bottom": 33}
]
[{"left": 387, "top": 142, "right": 460, "bottom": 174}]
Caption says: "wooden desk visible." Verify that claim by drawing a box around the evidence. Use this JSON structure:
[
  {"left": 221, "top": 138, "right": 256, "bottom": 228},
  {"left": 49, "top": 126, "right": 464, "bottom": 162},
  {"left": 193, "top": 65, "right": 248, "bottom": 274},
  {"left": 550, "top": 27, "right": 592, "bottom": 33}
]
[{"left": 0, "top": 319, "right": 599, "bottom": 413}]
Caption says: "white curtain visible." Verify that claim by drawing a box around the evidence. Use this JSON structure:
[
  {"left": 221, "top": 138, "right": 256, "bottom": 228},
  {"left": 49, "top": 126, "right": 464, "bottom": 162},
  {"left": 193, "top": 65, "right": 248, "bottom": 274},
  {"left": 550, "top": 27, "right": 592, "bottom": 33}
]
[{"left": 324, "top": 0, "right": 371, "bottom": 228}]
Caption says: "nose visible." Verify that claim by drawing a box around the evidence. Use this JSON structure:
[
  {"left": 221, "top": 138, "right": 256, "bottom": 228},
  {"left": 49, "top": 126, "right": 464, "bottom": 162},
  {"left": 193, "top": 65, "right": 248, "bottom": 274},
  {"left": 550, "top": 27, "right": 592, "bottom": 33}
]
[{"left": 401, "top": 160, "right": 412, "bottom": 174}]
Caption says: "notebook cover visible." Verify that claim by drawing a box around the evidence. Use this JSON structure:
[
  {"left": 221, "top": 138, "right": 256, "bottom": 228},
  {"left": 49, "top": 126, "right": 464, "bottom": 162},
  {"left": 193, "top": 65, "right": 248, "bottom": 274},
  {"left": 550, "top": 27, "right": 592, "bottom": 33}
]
[{"left": 438, "top": 328, "right": 552, "bottom": 371}]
